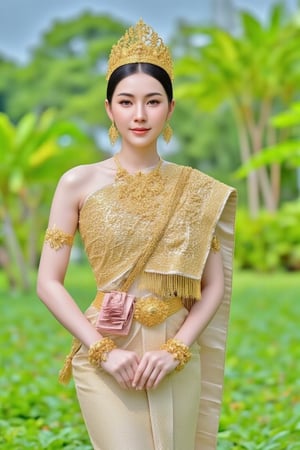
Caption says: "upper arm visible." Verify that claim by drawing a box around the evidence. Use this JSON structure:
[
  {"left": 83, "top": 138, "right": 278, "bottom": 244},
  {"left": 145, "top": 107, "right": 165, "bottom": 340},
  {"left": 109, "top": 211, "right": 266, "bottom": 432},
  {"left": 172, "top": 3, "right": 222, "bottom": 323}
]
[
  {"left": 37, "top": 169, "right": 81, "bottom": 286},
  {"left": 201, "top": 247, "right": 224, "bottom": 295}
]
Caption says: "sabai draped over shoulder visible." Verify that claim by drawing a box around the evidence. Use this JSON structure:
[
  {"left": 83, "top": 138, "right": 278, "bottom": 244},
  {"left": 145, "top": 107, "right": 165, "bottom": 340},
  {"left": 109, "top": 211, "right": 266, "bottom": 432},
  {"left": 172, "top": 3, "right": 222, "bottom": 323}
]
[{"left": 79, "top": 162, "right": 235, "bottom": 300}]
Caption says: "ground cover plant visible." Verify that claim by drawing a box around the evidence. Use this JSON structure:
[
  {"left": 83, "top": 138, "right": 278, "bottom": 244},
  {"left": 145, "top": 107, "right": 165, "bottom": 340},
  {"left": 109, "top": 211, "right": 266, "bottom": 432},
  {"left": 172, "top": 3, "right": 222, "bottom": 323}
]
[
  {"left": 0, "top": 265, "right": 299, "bottom": 449},
  {"left": 218, "top": 271, "right": 300, "bottom": 449}
]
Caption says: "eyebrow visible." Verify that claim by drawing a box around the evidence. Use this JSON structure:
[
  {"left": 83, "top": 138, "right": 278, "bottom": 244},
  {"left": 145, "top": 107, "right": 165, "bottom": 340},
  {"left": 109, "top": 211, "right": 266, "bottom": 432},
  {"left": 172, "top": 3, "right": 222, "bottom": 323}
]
[{"left": 117, "top": 92, "right": 163, "bottom": 97}]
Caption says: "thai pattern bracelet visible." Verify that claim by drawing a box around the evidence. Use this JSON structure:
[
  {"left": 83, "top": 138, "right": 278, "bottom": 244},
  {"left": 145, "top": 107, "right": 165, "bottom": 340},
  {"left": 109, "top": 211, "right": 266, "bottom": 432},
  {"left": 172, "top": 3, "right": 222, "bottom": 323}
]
[
  {"left": 160, "top": 338, "right": 192, "bottom": 371},
  {"left": 88, "top": 338, "right": 117, "bottom": 367}
]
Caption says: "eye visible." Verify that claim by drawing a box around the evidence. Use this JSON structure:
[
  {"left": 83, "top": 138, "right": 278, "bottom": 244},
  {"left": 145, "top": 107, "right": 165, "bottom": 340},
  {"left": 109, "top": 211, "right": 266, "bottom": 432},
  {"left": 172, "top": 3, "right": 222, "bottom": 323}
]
[
  {"left": 119, "top": 100, "right": 132, "bottom": 106},
  {"left": 148, "top": 99, "right": 160, "bottom": 106}
]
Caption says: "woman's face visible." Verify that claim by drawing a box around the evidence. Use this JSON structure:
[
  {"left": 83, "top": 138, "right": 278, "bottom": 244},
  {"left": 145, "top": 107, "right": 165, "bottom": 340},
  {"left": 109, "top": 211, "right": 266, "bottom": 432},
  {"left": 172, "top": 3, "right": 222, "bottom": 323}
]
[{"left": 105, "top": 72, "right": 174, "bottom": 151}]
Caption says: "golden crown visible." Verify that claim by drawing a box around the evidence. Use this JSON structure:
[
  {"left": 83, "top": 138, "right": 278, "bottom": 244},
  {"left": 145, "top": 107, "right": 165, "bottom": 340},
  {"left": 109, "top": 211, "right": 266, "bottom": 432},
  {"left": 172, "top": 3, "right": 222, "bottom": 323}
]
[{"left": 106, "top": 19, "right": 173, "bottom": 81}]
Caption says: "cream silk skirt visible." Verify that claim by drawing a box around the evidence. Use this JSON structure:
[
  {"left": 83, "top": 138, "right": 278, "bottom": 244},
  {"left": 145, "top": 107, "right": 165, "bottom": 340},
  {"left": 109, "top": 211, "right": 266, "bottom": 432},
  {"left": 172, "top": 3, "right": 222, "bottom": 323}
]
[{"left": 72, "top": 305, "right": 201, "bottom": 450}]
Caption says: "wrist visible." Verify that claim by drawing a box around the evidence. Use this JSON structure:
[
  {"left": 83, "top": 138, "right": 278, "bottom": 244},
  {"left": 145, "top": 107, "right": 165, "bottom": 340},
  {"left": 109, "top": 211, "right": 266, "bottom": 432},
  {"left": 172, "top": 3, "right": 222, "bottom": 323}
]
[
  {"left": 88, "top": 337, "right": 117, "bottom": 367},
  {"left": 160, "top": 338, "right": 191, "bottom": 371}
]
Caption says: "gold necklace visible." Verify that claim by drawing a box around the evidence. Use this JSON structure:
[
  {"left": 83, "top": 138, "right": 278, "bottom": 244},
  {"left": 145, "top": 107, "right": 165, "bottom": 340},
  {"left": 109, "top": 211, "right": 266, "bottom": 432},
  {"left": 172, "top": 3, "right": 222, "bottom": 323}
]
[
  {"left": 113, "top": 155, "right": 165, "bottom": 220},
  {"left": 114, "top": 154, "right": 162, "bottom": 175}
]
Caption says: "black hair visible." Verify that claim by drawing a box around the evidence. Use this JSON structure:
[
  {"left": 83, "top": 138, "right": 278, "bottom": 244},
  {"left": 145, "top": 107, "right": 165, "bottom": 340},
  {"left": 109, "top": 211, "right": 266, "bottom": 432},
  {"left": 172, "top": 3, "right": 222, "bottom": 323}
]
[{"left": 106, "top": 63, "right": 173, "bottom": 103}]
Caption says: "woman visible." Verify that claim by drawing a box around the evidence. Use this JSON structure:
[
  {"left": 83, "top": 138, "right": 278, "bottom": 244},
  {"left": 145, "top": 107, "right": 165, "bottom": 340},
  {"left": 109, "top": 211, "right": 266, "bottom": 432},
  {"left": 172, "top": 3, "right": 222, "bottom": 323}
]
[{"left": 37, "top": 19, "right": 237, "bottom": 450}]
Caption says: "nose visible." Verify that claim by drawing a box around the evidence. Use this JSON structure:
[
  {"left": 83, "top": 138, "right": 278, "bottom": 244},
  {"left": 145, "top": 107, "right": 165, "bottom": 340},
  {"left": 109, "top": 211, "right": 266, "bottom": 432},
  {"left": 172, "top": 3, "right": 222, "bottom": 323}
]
[{"left": 134, "top": 102, "right": 146, "bottom": 122}]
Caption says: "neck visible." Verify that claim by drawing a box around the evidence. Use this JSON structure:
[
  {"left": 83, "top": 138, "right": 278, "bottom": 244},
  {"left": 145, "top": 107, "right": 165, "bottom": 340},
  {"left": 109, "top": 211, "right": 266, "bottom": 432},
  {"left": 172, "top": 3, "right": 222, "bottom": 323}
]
[{"left": 116, "top": 148, "right": 161, "bottom": 173}]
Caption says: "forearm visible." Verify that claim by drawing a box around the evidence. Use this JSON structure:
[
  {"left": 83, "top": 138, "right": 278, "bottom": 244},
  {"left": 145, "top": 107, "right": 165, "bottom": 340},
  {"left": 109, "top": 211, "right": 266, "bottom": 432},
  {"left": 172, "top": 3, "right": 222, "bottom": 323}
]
[
  {"left": 37, "top": 280, "right": 102, "bottom": 347},
  {"left": 174, "top": 279, "right": 224, "bottom": 347}
]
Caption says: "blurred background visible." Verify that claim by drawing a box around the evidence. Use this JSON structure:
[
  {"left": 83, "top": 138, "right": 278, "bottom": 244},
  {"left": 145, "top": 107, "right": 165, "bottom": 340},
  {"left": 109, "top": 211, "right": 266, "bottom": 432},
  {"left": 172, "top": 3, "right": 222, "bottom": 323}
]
[{"left": 0, "top": 1, "right": 300, "bottom": 448}]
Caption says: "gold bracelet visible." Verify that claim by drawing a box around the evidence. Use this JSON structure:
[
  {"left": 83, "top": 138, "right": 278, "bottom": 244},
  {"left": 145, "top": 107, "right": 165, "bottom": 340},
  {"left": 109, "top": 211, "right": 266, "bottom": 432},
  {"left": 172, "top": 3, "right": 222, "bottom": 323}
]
[
  {"left": 88, "top": 338, "right": 117, "bottom": 367},
  {"left": 160, "top": 338, "right": 192, "bottom": 371}
]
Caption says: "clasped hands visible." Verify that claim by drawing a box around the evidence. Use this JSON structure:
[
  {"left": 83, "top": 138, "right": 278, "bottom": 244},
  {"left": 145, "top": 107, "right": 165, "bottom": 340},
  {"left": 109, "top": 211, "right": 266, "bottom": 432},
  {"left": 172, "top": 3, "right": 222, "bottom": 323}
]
[{"left": 101, "top": 348, "right": 179, "bottom": 390}]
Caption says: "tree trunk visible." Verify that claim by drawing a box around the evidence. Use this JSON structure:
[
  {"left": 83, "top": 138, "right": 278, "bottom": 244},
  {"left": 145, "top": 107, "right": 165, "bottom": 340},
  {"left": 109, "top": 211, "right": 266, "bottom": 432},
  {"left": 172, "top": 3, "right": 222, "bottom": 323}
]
[
  {"left": 247, "top": 100, "right": 276, "bottom": 212},
  {"left": 2, "top": 209, "right": 31, "bottom": 292},
  {"left": 235, "top": 112, "right": 260, "bottom": 216},
  {"left": 0, "top": 246, "right": 18, "bottom": 291},
  {"left": 267, "top": 122, "right": 281, "bottom": 209},
  {"left": 247, "top": 171, "right": 260, "bottom": 217},
  {"left": 257, "top": 167, "right": 276, "bottom": 211},
  {"left": 270, "top": 164, "right": 281, "bottom": 208}
]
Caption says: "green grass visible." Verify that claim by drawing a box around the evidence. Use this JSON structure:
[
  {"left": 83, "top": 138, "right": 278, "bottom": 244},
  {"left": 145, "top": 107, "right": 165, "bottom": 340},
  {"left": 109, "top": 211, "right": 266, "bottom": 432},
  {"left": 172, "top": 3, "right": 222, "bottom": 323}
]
[
  {"left": 0, "top": 264, "right": 95, "bottom": 450},
  {"left": 0, "top": 266, "right": 299, "bottom": 449},
  {"left": 219, "top": 271, "right": 300, "bottom": 450}
]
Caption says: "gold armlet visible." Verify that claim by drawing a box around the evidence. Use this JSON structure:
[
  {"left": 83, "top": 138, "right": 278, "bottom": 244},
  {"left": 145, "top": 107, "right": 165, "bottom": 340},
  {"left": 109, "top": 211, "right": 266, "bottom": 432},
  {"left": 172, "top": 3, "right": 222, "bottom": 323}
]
[
  {"left": 88, "top": 338, "right": 117, "bottom": 367},
  {"left": 45, "top": 225, "right": 74, "bottom": 251},
  {"left": 211, "top": 235, "right": 220, "bottom": 252},
  {"left": 160, "top": 338, "right": 191, "bottom": 371}
]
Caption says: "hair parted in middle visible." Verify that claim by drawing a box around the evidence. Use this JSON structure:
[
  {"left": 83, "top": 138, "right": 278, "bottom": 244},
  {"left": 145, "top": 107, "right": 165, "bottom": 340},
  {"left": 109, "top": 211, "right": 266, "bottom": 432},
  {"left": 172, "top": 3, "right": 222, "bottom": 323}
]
[{"left": 106, "top": 62, "right": 173, "bottom": 104}]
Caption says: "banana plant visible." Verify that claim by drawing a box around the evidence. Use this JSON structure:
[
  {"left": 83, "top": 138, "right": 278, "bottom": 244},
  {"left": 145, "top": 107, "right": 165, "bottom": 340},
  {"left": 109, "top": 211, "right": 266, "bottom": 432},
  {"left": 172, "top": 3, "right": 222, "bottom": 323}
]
[
  {"left": 174, "top": 4, "right": 300, "bottom": 215},
  {"left": 0, "top": 110, "right": 95, "bottom": 292},
  {"left": 235, "top": 102, "right": 300, "bottom": 195}
]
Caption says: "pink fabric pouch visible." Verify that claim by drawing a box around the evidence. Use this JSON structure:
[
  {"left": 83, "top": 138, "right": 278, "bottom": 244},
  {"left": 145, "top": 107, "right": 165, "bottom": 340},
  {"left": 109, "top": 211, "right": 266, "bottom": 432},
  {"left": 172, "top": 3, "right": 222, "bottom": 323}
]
[{"left": 96, "top": 291, "right": 135, "bottom": 336}]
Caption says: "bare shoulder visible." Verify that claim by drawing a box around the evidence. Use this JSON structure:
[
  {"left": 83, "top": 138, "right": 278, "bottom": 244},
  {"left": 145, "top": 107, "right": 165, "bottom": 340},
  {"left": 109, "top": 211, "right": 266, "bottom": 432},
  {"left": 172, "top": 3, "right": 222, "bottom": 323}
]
[
  {"left": 58, "top": 164, "right": 89, "bottom": 188},
  {"left": 59, "top": 158, "right": 113, "bottom": 189},
  {"left": 56, "top": 158, "right": 116, "bottom": 204}
]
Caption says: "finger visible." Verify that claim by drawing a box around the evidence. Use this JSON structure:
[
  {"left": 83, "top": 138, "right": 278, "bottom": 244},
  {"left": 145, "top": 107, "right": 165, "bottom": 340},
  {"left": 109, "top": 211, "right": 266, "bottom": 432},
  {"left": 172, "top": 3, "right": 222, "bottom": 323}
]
[
  {"left": 130, "top": 356, "right": 140, "bottom": 373},
  {"left": 113, "top": 359, "right": 137, "bottom": 389},
  {"left": 122, "top": 355, "right": 140, "bottom": 388},
  {"left": 145, "top": 368, "right": 162, "bottom": 389},
  {"left": 111, "top": 371, "right": 129, "bottom": 389},
  {"left": 121, "top": 372, "right": 132, "bottom": 389},
  {"left": 102, "top": 363, "right": 132, "bottom": 390},
  {"left": 124, "top": 366, "right": 137, "bottom": 389},
  {"left": 146, "top": 359, "right": 177, "bottom": 389},
  {"left": 144, "top": 359, "right": 171, "bottom": 389},
  {"left": 132, "top": 359, "right": 148, "bottom": 388},
  {"left": 151, "top": 370, "right": 168, "bottom": 388},
  {"left": 134, "top": 363, "right": 157, "bottom": 389},
  {"left": 123, "top": 354, "right": 141, "bottom": 387}
]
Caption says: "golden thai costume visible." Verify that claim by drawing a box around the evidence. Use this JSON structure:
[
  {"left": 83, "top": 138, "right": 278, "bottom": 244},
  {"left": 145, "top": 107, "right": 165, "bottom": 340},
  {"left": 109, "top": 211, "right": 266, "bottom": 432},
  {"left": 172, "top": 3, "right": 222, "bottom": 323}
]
[
  {"left": 45, "top": 20, "right": 237, "bottom": 450},
  {"left": 47, "top": 159, "right": 236, "bottom": 450}
]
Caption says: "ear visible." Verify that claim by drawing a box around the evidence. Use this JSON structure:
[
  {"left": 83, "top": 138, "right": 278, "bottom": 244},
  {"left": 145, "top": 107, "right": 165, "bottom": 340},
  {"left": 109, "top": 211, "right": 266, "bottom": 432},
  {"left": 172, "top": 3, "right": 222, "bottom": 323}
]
[
  {"left": 167, "top": 99, "right": 175, "bottom": 121},
  {"left": 105, "top": 99, "right": 114, "bottom": 122}
]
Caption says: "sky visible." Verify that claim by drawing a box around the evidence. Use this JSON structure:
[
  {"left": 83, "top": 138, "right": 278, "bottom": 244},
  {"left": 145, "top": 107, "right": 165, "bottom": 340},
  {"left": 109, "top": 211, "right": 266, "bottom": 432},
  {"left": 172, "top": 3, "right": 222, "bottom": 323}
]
[{"left": 0, "top": 0, "right": 297, "bottom": 63}]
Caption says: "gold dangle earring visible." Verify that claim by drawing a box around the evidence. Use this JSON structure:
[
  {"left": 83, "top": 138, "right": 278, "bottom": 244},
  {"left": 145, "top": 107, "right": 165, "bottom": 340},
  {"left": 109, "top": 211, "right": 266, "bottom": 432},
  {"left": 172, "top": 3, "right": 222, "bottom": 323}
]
[
  {"left": 163, "top": 122, "right": 173, "bottom": 143},
  {"left": 108, "top": 122, "right": 119, "bottom": 146}
]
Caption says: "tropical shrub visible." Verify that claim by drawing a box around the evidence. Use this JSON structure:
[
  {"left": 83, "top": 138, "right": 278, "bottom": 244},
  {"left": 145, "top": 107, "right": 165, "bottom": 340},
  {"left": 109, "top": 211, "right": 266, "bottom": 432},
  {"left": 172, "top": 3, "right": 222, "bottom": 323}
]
[{"left": 235, "top": 201, "right": 300, "bottom": 271}]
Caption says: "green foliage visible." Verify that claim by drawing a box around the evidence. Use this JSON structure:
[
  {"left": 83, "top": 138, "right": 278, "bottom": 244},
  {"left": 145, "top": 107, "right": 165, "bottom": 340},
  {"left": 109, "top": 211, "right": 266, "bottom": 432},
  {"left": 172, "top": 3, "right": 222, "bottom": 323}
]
[
  {"left": 235, "top": 140, "right": 300, "bottom": 178},
  {"left": 174, "top": 4, "right": 300, "bottom": 211},
  {"left": 1, "top": 8, "right": 300, "bottom": 213},
  {"left": 236, "top": 102, "right": 300, "bottom": 177},
  {"left": 0, "top": 110, "right": 100, "bottom": 291},
  {"left": 0, "top": 267, "right": 94, "bottom": 449},
  {"left": 219, "top": 270, "right": 300, "bottom": 449},
  {"left": 0, "top": 110, "right": 95, "bottom": 194},
  {"left": 235, "top": 201, "right": 300, "bottom": 271},
  {"left": 6, "top": 14, "right": 127, "bottom": 126},
  {"left": 0, "top": 57, "right": 17, "bottom": 113},
  {"left": 0, "top": 267, "right": 299, "bottom": 448},
  {"left": 168, "top": 100, "right": 241, "bottom": 188}
]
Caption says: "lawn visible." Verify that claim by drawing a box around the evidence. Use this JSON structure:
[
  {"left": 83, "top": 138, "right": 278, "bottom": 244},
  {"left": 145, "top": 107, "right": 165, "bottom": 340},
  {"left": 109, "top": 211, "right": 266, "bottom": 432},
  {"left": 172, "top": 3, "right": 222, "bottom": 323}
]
[
  {"left": 219, "top": 271, "right": 300, "bottom": 450},
  {"left": 0, "top": 265, "right": 299, "bottom": 449}
]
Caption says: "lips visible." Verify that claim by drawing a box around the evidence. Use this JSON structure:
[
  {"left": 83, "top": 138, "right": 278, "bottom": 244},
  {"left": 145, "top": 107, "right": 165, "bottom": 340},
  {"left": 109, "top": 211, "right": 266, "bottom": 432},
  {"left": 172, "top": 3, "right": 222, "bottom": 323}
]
[{"left": 130, "top": 128, "right": 150, "bottom": 133}]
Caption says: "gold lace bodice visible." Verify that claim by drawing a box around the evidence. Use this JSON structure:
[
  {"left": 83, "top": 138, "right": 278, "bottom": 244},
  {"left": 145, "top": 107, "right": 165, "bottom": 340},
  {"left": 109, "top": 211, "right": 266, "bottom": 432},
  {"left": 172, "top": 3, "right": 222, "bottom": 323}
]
[{"left": 79, "top": 162, "right": 232, "bottom": 299}]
